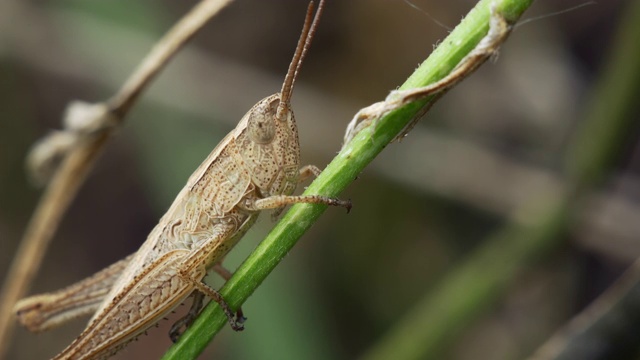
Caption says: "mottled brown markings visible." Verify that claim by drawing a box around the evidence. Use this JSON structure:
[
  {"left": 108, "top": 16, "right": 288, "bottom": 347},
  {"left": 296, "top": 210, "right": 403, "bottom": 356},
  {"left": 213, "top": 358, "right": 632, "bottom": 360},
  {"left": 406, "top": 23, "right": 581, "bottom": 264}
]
[{"left": 15, "top": 1, "right": 353, "bottom": 359}]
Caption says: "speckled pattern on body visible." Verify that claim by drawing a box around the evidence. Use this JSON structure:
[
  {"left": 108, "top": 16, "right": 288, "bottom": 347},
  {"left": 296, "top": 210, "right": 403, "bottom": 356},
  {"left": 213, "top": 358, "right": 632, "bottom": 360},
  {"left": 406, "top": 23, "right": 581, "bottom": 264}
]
[{"left": 14, "top": 1, "right": 351, "bottom": 359}]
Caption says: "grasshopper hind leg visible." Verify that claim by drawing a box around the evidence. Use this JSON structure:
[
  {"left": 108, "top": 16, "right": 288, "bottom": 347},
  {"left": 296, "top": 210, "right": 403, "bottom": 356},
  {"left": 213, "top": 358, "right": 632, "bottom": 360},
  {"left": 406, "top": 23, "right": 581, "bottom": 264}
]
[
  {"left": 169, "top": 263, "right": 245, "bottom": 342},
  {"left": 178, "top": 225, "right": 247, "bottom": 332}
]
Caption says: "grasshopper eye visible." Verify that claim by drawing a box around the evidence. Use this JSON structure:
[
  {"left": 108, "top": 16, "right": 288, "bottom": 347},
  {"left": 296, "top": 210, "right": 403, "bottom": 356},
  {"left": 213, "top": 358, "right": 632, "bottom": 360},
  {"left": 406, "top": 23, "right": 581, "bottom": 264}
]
[{"left": 248, "top": 112, "right": 276, "bottom": 144}]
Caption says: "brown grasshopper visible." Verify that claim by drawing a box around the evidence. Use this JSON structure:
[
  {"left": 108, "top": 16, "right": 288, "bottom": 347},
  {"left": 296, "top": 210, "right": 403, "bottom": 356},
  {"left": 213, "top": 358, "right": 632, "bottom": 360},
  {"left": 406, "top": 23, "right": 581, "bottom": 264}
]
[{"left": 14, "top": 0, "right": 349, "bottom": 358}]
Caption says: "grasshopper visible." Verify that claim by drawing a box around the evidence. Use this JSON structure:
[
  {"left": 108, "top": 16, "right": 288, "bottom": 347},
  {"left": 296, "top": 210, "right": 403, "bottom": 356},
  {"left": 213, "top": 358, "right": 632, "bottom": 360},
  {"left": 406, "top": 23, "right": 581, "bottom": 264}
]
[{"left": 14, "top": 0, "right": 350, "bottom": 358}]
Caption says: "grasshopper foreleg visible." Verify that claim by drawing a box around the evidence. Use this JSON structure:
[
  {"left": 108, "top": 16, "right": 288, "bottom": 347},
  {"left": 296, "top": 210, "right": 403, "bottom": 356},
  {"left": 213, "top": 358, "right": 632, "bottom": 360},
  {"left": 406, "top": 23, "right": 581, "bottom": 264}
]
[
  {"left": 271, "top": 165, "right": 339, "bottom": 219},
  {"left": 257, "top": 165, "right": 352, "bottom": 213},
  {"left": 248, "top": 194, "right": 352, "bottom": 213}
]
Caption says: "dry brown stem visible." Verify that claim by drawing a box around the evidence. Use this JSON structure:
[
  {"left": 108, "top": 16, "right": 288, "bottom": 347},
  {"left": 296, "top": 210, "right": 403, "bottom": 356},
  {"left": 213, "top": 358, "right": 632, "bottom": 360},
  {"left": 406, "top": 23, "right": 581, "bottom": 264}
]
[{"left": 0, "top": 0, "right": 235, "bottom": 356}]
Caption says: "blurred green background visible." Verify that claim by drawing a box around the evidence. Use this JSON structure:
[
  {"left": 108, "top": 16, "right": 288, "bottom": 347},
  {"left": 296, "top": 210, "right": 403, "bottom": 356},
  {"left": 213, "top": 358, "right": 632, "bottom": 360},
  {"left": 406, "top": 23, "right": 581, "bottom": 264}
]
[{"left": 1, "top": 0, "right": 638, "bottom": 359}]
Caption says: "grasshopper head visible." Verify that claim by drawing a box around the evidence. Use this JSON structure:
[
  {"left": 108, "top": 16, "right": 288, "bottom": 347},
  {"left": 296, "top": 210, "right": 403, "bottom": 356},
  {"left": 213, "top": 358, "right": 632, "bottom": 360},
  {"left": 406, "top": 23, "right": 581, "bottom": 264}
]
[
  {"left": 240, "top": 0, "right": 323, "bottom": 195},
  {"left": 238, "top": 92, "right": 299, "bottom": 197}
]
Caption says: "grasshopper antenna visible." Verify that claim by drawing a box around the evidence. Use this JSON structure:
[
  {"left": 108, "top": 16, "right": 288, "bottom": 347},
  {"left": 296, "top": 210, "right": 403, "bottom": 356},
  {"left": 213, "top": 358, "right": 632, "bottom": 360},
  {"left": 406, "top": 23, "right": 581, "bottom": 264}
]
[{"left": 276, "top": 0, "right": 325, "bottom": 120}]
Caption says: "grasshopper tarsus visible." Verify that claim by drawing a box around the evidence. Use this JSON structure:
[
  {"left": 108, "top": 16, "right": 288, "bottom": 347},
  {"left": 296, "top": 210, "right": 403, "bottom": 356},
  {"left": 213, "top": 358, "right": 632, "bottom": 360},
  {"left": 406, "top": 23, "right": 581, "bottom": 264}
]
[
  {"left": 170, "top": 333, "right": 179, "bottom": 344},
  {"left": 236, "top": 311, "right": 247, "bottom": 325},
  {"left": 230, "top": 318, "right": 245, "bottom": 332},
  {"left": 345, "top": 199, "right": 353, "bottom": 214}
]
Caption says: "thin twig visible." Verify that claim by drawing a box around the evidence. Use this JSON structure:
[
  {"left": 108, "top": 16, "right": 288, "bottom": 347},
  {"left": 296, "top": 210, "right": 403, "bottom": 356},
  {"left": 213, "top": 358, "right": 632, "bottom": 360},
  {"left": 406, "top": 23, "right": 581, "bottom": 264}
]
[
  {"left": 0, "top": 0, "right": 235, "bottom": 356},
  {"left": 529, "top": 259, "right": 640, "bottom": 360},
  {"left": 107, "top": 0, "right": 235, "bottom": 117}
]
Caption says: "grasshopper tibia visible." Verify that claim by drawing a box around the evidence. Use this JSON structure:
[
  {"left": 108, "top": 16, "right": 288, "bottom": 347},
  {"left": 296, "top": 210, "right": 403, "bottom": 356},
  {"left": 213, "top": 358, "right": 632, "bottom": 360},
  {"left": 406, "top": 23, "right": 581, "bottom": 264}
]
[
  {"left": 169, "top": 263, "right": 245, "bottom": 342},
  {"left": 184, "top": 280, "right": 244, "bottom": 332}
]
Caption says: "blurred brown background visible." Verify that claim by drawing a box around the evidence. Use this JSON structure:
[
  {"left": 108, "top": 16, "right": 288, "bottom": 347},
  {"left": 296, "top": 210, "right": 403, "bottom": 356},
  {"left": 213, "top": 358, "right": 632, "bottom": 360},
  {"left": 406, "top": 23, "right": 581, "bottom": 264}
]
[{"left": 1, "top": 0, "right": 638, "bottom": 359}]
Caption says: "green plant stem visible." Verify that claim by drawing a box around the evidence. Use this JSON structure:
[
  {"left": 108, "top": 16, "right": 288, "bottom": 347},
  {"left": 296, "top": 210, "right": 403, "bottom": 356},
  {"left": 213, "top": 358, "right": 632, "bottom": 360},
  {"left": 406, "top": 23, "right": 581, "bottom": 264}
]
[
  {"left": 565, "top": 0, "right": 640, "bottom": 189},
  {"left": 361, "top": 0, "right": 640, "bottom": 359},
  {"left": 162, "top": 0, "right": 533, "bottom": 359},
  {"left": 361, "top": 198, "right": 573, "bottom": 360}
]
